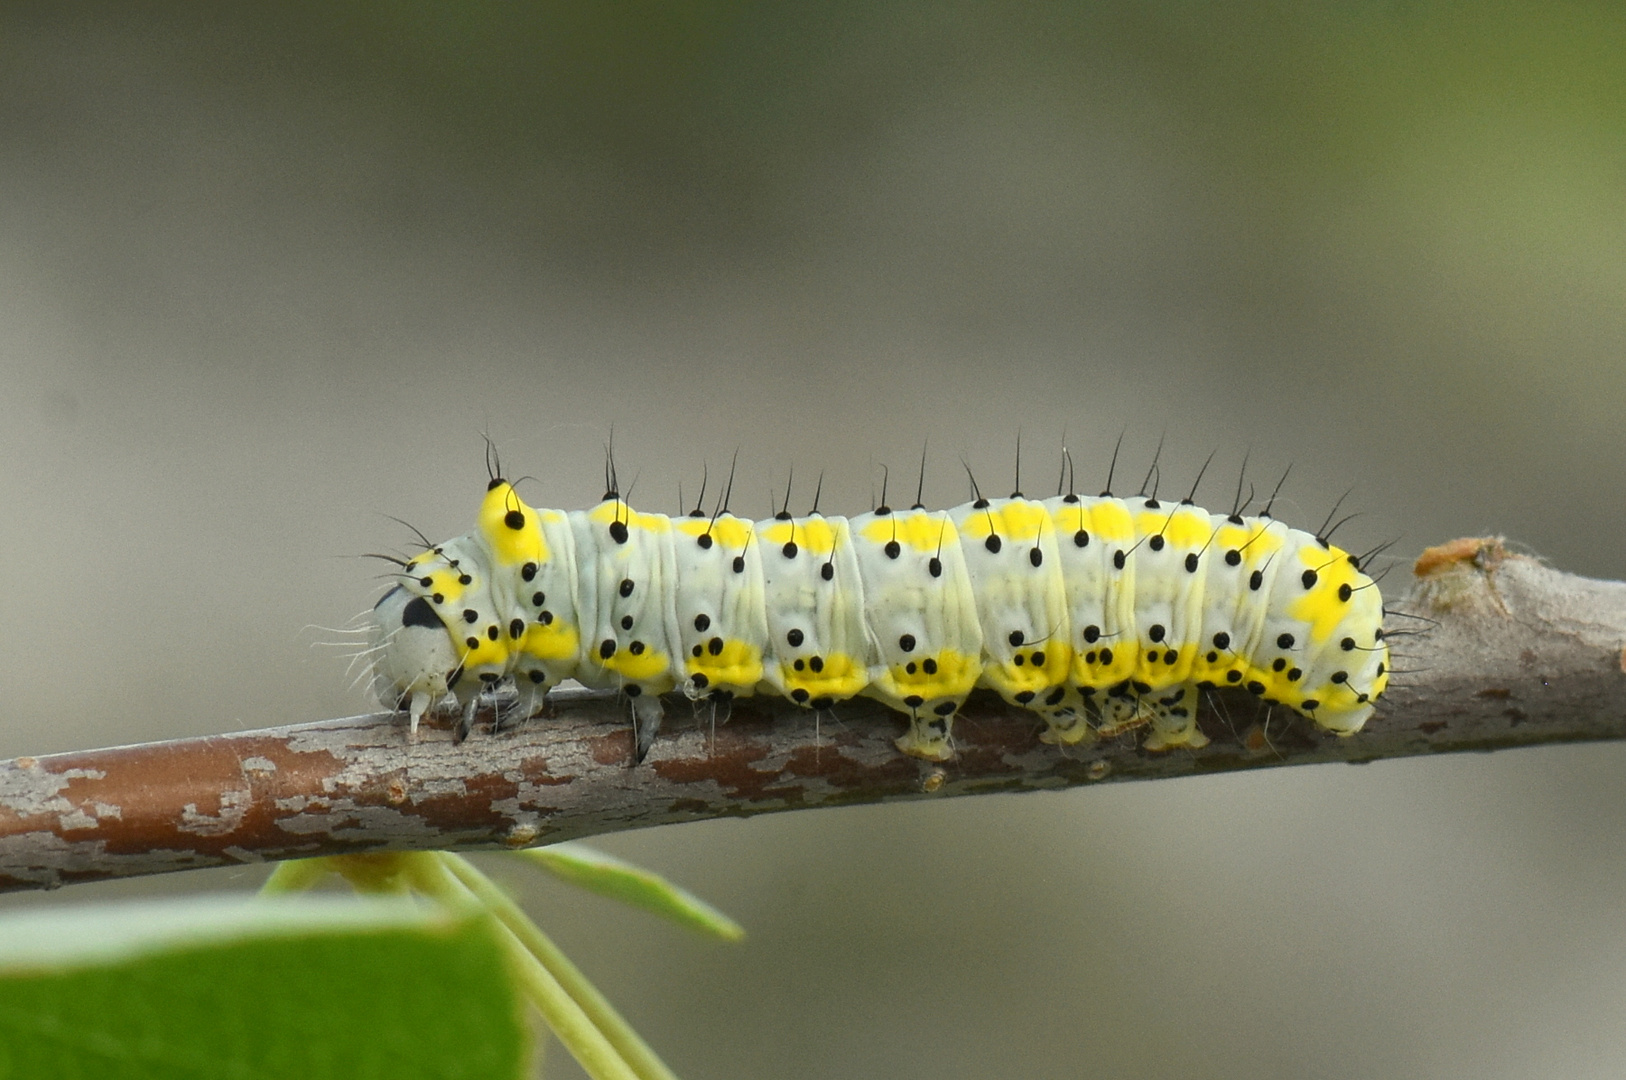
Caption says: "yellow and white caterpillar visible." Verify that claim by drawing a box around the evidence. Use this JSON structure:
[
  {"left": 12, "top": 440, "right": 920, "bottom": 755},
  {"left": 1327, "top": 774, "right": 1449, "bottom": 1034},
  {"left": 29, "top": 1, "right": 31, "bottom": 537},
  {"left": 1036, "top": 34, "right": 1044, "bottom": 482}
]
[{"left": 365, "top": 457, "right": 1389, "bottom": 761}]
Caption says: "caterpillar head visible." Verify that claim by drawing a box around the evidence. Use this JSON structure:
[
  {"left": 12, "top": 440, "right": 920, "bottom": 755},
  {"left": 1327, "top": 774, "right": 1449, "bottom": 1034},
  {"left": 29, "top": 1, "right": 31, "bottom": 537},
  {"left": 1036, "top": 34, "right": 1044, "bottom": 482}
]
[{"left": 367, "top": 584, "right": 462, "bottom": 735}]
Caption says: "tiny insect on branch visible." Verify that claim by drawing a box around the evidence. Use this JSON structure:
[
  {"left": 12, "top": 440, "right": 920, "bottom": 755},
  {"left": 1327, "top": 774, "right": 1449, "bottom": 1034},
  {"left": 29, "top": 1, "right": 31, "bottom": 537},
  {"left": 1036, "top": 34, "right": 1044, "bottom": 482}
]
[{"left": 2, "top": 539, "right": 1624, "bottom": 893}]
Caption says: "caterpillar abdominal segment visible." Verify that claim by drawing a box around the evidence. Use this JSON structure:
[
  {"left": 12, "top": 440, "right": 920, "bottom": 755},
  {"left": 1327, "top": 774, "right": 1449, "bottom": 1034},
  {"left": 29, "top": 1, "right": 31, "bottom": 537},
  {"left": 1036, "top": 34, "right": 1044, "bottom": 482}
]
[{"left": 366, "top": 471, "right": 1390, "bottom": 762}]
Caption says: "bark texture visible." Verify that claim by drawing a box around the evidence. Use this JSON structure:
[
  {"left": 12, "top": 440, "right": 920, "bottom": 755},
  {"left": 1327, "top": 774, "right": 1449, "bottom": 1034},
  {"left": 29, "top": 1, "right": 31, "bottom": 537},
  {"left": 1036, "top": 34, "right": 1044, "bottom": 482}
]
[{"left": 3, "top": 539, "right": 1624, "bottom": 892}]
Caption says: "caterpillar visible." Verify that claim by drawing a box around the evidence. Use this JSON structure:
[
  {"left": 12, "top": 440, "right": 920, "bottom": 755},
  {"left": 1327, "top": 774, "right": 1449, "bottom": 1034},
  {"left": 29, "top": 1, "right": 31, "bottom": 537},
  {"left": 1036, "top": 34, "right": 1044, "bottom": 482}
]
[{"left": 364, "top": 448, "right": 1389, "bottom": 762}]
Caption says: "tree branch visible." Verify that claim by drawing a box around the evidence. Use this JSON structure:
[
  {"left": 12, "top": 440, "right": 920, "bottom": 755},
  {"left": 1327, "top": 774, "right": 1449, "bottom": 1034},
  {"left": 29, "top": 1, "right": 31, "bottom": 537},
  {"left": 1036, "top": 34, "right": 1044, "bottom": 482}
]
[{"left": 4, "top": 539, "right": 1624, "bottom": 893}]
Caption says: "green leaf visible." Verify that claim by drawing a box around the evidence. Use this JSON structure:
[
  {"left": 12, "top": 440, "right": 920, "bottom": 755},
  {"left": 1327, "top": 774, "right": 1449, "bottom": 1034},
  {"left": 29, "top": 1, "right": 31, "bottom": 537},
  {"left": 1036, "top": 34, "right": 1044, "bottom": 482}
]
[
  {"left": 0, "top": 895, "right": 530, "bottom": 1080},
  {"left": 516, "top": 843, "right": 745, "bottom": 942}
]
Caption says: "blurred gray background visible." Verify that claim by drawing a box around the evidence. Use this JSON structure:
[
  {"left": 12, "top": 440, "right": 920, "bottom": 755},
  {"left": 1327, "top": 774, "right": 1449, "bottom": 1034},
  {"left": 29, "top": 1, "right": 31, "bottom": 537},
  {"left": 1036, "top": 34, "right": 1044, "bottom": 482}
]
[{"left": 4, "top": 4, "right": 1626, "bottom": 1077}]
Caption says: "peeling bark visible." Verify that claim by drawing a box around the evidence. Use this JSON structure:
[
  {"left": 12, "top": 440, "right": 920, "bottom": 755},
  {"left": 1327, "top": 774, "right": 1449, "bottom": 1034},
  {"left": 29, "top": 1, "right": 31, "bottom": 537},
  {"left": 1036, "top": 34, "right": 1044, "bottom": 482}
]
[{"left": 3, "top": 539, "right": 1624, "bottom": 893}]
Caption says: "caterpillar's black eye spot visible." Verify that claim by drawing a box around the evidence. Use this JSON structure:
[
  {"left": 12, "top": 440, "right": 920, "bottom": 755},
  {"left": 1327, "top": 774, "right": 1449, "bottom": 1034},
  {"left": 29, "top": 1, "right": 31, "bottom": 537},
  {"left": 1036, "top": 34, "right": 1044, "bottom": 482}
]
[
  {"left": 432, "top": 592, "right": 445, "bottom": 604},
  {"left": 692, "top": 644, "right": 703, "bottom": 658},
  {"left": 694, "top": 613, "right": 710, "bottom": 632},
  {"left": 783, "top": 541, "right": 798, "bottom": 559},
  {"left": 1045, "top": 686, "right": 1067, "bottom": 706},
  {"left": 973, "top": 498, "right": 989, "bottom": 509},
  {"left": 505, "top": 510, "right": 525, "bottom": 530},
  {"left": 609, "top": 521, "right": 629, "bottom": 544},
  {"left": 619, "top": 578, "right": 634, "bottom": 597},
  {"left": 1083, "top": 625, "right": 1100, "bottom": 643},
  {"left": 697, "top": 533, "right": 714, "bottom": 550},
  {"left": 599, "top": 639, "right": 616, "bottom": 659},
  {"left": 1146, "top": 650, "right": 1158, "bottom": 662},
  {"left": 1185, "top": 553, "right": 1199, "bottom": 572},
  {"left": 1226, "top": 669, "right": 1242, "bottom": 683},
  {"left": 1338, "top": 583, "right": 1353, "bottom": 602},
  {"left": 1016, "top": 654, "right": 1028, "bottom": 666},
  {"left": 732, "top": 556, "right": 745, "bottom": 573},
  {"left": 1301, "top": 698, "right": 1320, "bottom": 710},
  {"left": 1224, "top": 549, "right": 1241, "bottom": 566},
  {"left": 1163, "top": 650, "right": 1176, "bottom": 664},
  {"left": 822, "top": 562, "right": 835, "bottom": 580},
  {"left": 885, "top": 540, "right": 901, "bottom": 559},
  {"left": 787, "top": 628, "right": 804, "bottom": 647},
  {"left": 985, "top": 535, "right": 1002, "bottom": 554},
  {"left": 1009, "top": 630, "right": 1025, "bottom": 647},
  {"left": 401, "top": 596, "right": 441, "bottom": 631},
  {"left": 624, "top": 683, "right": 641, "bottom": 697},
  {"left": 1247, "top": 681, "right": 1265, "bottom": 695},
  {"left": 809, "top": 656, "right": 824, "bottom": 672},
  {"left": 509, "top": 619, "right": 524, "bottom": 639},
  {"left": 486, "top": 625, "right": 500, "bottom": 641},
  {"left": 1149, "top": 535, "right": 1165, "bottom": 552},
  {"left": 528, "top": 670, "right": 546, "bottom": 684},
  {"left": 1331, "top": 670, "right": 1348, "bottom": 683},
  {"left": 1113, "top": 550, "right": 1126, "bottom": 570},
  {"left": 1272, "top": 658, "right": 1287, "bottom": 672},
  {"left": 1376, "top": 662, "right": 1386, "bottom": 676},
  {"left": 1341, "top": 636, "right": 1356, "bottom": 651},
  {"left": 539, "top": 610, "right": 553, "bottom": 625},
  {"left": 1099, "top": 647, "right": 1113, "bottom": 664},
  {"left": 927, "top": 557, "right": 941, "bottom": 577},
  {"left": 459, "top": 574, "right": 472, "bottom": 586},
  {"left": 1029, "top": 547, "right": 1043, "bottom": 567},
  {"left": 1074, "top": 529, "right": 1089, "bottom": 548},
  {"left": 1206, "top": 651, "right": 1218, "bottom": 663},
  {"left": 462, "top": 609, "right": 479, "bottom": 624},
  {"left": 465, "top": 636, "right": 480, "bottom": 650},
  {"left": 934, "top": 701, "right": 957, "bottom": 716},
  {"left": 1032, "top": 650, "right": 1046, "bottom": 667},
  {"left": 905, "top": 661, "right": 916, "bottom": 674},
  {"left": 620, "top": 615, "right": 634, "bottom": 630},
  {"left": 1085, "top": 650, "right": 1098, "bottom": 664},
  {"left": 1301, "top": 569, "right": 1318, "bottom": 589},
  {"left": 904, "top": 695, "right": 924, "bottom": 708},
  {"left": 811, "top": 696, "right": 834, "bottom": 710},
  {"left": 709, "top": 637, "right": 724, "bottom": 656},
  {"left": 629, "top": 641, "right": 645, "bottom": 655},
  {"left": 794, "top": 659, "right": 806, "bottom": 671},
  {"left": 1144, "top": 498, "right": 1160, "bottom": 510},
  {"left": 522, "top": 563, "right": 537, "bottom": 581},
  {"left": 1015, "top": 691, "right": 1035, "bottom": 704},
  {"left": 691, "top": 673, "right": 709, "bottom": 690},
  {"left": 419, "top": 576, "right": 434, "bottom": 588},
  {"left": 1277, "top": 633, "right": 1295, "bottom": 649},
  {"left": 1148, "top": 624, "right": 1166, "bottom": 643},
  {"left": 1213, "top": 631, "right": 1231, "bottom": 649},
  {"left": 1249, "top": 570, "right": 1264, "bottom": 590},
  {"left": 898, "top": 633, "right": 916, "bottom": 652},
  {"left": 1287, "top": 667, "right": 1302, "bottom": 681},
  {"left": 791, "top": 688, "right": 810, "bottom": 704},
  {"left": 922, "top": 658, "right": 937, "bottom": 674}
]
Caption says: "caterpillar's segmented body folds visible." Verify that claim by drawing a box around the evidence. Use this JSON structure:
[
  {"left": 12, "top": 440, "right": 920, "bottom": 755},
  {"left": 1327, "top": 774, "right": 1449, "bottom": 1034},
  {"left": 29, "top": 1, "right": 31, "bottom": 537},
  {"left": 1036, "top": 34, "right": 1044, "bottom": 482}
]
[{"left": 366, "top": 473, "right": 1389, "bottom": 761}]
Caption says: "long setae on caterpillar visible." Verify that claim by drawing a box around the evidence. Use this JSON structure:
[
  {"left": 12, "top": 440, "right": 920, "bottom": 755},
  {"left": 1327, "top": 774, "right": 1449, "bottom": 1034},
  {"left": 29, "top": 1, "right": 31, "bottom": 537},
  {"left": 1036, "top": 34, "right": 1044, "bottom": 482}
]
[{"left": 364, "top": 448, "right": 1389, "bottom": 762}]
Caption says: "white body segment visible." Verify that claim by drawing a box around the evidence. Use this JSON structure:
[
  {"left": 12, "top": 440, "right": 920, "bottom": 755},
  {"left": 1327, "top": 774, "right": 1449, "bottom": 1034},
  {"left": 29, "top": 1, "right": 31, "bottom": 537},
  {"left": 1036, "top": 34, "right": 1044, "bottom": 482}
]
[{"left": 367, "top": 478, "right": 1389, "bottom": 760}]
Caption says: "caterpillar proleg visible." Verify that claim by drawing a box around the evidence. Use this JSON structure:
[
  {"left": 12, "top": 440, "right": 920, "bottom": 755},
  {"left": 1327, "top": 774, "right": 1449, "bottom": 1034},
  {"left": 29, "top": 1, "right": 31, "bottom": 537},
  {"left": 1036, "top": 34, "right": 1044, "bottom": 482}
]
[{"left": 364, "top": 452, "right": 1389, "bottom": 761}]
